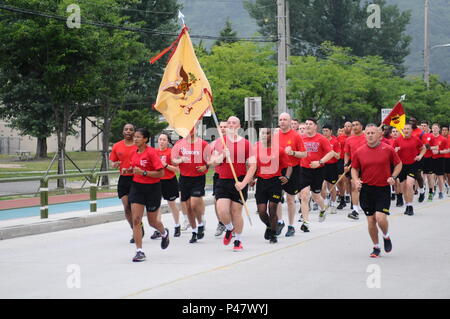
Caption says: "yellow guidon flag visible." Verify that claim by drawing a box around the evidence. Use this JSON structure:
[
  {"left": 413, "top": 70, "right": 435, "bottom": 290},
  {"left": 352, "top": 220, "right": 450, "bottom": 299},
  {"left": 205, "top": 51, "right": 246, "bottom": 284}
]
[
  {"left": 150, "top": 26, "right": 212, "bottom": 138},
  {"left": 382, "top": 101, "right": 406, "bottom": 134}
]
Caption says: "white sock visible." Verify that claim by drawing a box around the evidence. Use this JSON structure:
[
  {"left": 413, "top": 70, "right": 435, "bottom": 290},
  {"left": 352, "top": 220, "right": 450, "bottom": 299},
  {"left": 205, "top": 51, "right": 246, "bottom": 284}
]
[
  {"left": 198, "top": 222, "right": 204, "bottom": 227},
  {"left": 353, "top": 205, "right": 360, "bottom": 212},
  {"left": 161, "top": 231, "right": 168, "bottom": 237},
  {"left": 235, "top": 233, "right": 241, "bottom": 241},
  {"left": 225, "top": 223, "right": 233, "bottom": 231},
  {"left": 374, "top": 244, "right": 380, "bottom": 249},
  {"left": 420, "top": 188, "right": 425, "bottom": 194},
  {"left": 406, "top": 203, "right": 412, "bottom": 207},
  {"left": 278, "top": 219, "right": 284, "bottom": 224},
  {"left": 383, "top": 233, "right": 390, "bottom": 239},
  {"left": 175, "top": 224, "right": 180, "bottom": 227},
  {"left": 137, "top": 248, "right": 143, "bottom": 252},
  {"left": 193, "top": 227, "right": 198, "bottom": 233}
]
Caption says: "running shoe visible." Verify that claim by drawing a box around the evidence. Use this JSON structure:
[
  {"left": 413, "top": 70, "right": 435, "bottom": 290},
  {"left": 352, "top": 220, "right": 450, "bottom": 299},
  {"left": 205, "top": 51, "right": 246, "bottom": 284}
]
[
  {"left": 391, "top": 193, "right": 396, "bottom": 201},
  {"left": 438, "top": 192, "right": 444, "bottom": 199},
  {"left": 181, "top": 219, "right": 190, "bottom": 231},
  {"left": 132, "top": 251, "right": 146, "bottom": 262},
  {"left": 348, "top": 210, "right": 359, "bottom": 220},
  {"left": 337, "top": 200, "right": 346, "bottom": 210},
  {"left": 130, "top": 223, "right": 145, "bottom": 243},
  {"left": 418, "top": 192, "right": 425, "bottom": 203},
  {"left": 151, "top": 230, "right": 161, "bottom": 240},
  {"left": 264, "top": 227, "right": 272, "bottom": 240},
  {"left": 270, "top": 234, "right": 278, "bottom": 244},
  {"left": 298, "top": 213, "right": 304, "bottom": 223},
  {"left": 345, "top": 196, "right": 350, "bottom": 203},
  {"left": 396, "top": 195, "right": 404, "bottom": 207},
  {"left": 370, "top": 247, "right": 381, "bottom": 258},
  {"left": 174, "top": 226, "right": 181, "bottom": 237},
  {"left": 330, "top": 203, "right": 337, "bottom": 214},
  {"left": 318, "top": 210, "right": 327, "bottom": 222},
  {"left": 428, "top": 192, "right": 433, "bottom": 202},
  {"left": 408, "top": 206, "right": 414, "bottom": 216},
  {"left": 404, "top": 206, "right": 411, "bottom": 215},
  {"left": 312, "top": 203, "right": 319, "bottom": 211},
  {"left": 215, "top": 223, "right": 226, "bottom": 237},
  {"left": 161, "top": 228, "right": 170, "bottom": 250},
  {"left": 233, "top": 240, "right": 243, "bottom": 252},
  {"left": 383, "top": 236, "right": 392, "bottom": 253},
  {"left": 130, "top": 237, "right": 135, "bottom": 244},
  {"left": 223, "top": 229, "right": 233, "bottom": 245},
  {"left": 285, "top": 225, "right": 295, "bottom": 237},
  {"left": 197, "top": 225, "right": 205, "bottom": 240},
  {"left": 189, "top": 232, "right": 197, "bottom": 243},
  {"left": 300, "top": 222, "right": 310, "bottom": 233},
  {"left": 276, "top": 221, "right": 285, "bottom": 236}
]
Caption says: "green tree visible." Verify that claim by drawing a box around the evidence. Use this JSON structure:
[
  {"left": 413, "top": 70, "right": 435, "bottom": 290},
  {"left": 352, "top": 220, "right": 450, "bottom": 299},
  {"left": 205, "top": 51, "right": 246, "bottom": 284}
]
[
  {"left": 199, "top": 41, "right": 277, "bottom": 127},
  {"left": 215, "top": 18, "right": 238, "bottom": 46},
  {"left": 245, "top": 0, "right": 411, "bottom": 74}
]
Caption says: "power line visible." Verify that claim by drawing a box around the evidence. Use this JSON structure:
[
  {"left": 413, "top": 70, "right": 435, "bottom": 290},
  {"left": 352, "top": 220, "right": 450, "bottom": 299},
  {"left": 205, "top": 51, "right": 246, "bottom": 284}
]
[{"left": 0, "top": 3, "right": 277, "bottom": 43}]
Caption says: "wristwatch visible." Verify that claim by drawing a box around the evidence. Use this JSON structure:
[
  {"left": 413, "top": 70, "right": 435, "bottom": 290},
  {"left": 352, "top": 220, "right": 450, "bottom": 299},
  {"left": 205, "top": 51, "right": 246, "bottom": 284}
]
[
  {"left": 143, "top": 171, "right": 147, "bottom": 176},
  {"left": 318, "top": 160, "right": 323, "bottom": 165},
  {"left": 391, "top": 175, "right": 397, "bottom": 180},
  {"left": 164, "top": 163, "right": 169, "bottom": 168}
]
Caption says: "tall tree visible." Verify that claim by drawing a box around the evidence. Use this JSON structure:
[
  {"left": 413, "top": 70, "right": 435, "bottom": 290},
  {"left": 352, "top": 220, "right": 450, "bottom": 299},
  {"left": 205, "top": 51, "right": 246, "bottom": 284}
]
[
  {"left": 215, "top": 18, "right": 238, "bottom": 46},
  {"left": 244, "top": 0, "right": 411, "bottom": 73}
]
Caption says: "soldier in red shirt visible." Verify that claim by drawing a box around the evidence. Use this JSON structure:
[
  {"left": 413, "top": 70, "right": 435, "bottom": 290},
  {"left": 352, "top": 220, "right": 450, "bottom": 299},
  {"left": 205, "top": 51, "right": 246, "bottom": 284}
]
[
  {"left": 209, "top": 116, "right": 257, "bottom": 252},
  {"left": 298, "top": 118, "right": 335, "bottom": 230},
  {"left": 321, "top": 125, "right": 341, "bottom": 213},
  {"left": 344, "top": 120, "right": 366, "bottom": 220},
  {"left": 393, "top": 123, "right": 426, "bottom": 215},
  {"left": 273, "top": 113, "right": 307, "bottom": 237},
  {"left": 109, "top": 123, "right": 141, "bottom": 243},
  {"left": 351, "top": 124, "right": 402, "bottom": 258},
  {"left": 172, "top": 125, "right": 211, "bottom": 244},
  {"left": 254, "top": 128, "right": 291, "bottom": 243},
  {"left": 420, "top": 121, "right": 437, "bottom": 201},
  {"left": 128, "top": 128, "right": 169, "bottom": 262},
  {"left": 431, "top": 123, "right": 450, "bottom": 199},
  {"left": 408, "top": 117, "right": 426, "bottom": 201},
  {"left": 442, "top": 125, "right": 450, "bottom": 191},
  {"left": 336, "top": 121, "right": 352, "bottom": 209},
  {"left": 156, "top": 133, "right": 182, "bottom": 238}
]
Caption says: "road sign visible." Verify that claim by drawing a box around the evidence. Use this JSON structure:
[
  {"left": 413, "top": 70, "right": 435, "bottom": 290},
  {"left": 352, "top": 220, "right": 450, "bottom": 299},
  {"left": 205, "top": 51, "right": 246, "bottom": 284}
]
[{"left": 245, "top": 97, "right": 262, "bottom": 121}]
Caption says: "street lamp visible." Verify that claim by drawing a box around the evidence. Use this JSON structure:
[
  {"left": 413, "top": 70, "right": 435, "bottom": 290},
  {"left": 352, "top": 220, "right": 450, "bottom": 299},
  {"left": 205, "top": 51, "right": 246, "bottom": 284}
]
[{"left": 425, "top": 43, "right": 450, "bottom": 88}]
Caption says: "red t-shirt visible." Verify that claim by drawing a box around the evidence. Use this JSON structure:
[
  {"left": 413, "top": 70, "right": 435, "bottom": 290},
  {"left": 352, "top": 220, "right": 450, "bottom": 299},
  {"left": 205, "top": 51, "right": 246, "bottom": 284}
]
[
  {"left": 393, "top": 136, "right": 423, "bottom": 165},
  {"left": 421, "top": 133, "right": 436, "bottom": 158},
  {"left": 130, "top": 146, "right": 164, "bottom": 184},
  {"left": 352, "top": 143, "right": 401, "bottom": 187},
  {"left": 213, "top": 136, "right": 252, "bottom": 179},
  {"left": 156, "top": 148, "right": 175, "bottom": 180},
  {"left": 337, "top": 134, "right": 350, "bottom": 159},
  {"left": 381, "top": 137, "right": 395, "bottom": 147},
  {"left": 274, "top": 129, "right": 306, "bottom": 166},
  {"left": 109, "top": 140, "right": 138, "bottom": 176},
  {"left": 411, "top": 128, "right": 423, "bottom": 139},
  {"left": 172, "top": 138, "right": 210, "bottom": 177},
  {"left": 432, "top": 135, "right": 448, "bottom": 159},
  {"left": 326, "top": 135, "right": 340, "bottom": 164},
  {"left": 301, "top": 133, "right": 332, "bottom": 168},
  {"left": 254, "top": 142, "right": 290, "bottom": 179},
  {"left": 446, "top": 136, "right": 450, "bottom": 159},
  {"left": 344, "top": 134, "right": 366, "bottom": 162}
]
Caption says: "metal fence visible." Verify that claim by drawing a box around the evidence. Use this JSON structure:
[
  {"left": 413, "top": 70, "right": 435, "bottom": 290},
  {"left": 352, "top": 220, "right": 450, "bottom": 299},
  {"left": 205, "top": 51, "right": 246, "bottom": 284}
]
[{"left": 0, "top": 137, "right": 20, "bottom": 154}]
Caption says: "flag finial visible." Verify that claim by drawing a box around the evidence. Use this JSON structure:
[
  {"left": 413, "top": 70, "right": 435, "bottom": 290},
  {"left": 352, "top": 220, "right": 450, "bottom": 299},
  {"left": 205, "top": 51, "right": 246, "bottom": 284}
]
[
  {"left": 178, "top": 10, "right": 185, "bottom": 26},
  {"left": 400, "top": 94, "right": 406, "bottom": 102}
]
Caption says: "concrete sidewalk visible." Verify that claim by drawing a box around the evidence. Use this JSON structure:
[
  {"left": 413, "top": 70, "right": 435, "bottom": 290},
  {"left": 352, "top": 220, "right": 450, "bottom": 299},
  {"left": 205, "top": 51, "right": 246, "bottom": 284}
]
[{"left": 0, "top": 196, "right": 449, "bottom": 298}]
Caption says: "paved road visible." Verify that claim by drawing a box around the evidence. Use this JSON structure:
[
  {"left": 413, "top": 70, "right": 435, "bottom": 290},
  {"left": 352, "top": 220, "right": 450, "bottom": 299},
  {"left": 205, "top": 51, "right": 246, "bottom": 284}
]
[{"left": 0, "top": 197, "right": 449, "bottom": 299}]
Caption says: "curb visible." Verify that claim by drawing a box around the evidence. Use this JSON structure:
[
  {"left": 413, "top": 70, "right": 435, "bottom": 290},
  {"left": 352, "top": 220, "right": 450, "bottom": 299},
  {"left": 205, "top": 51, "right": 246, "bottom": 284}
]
[{"left": 0, "top": 192, "right": 255, "bottom": 240}]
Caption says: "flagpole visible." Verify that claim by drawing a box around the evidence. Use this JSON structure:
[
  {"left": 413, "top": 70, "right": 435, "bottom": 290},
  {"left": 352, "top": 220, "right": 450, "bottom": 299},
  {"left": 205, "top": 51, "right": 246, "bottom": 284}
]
[{"left": 209, "top": 104, "right": 253, "bottom": 226}]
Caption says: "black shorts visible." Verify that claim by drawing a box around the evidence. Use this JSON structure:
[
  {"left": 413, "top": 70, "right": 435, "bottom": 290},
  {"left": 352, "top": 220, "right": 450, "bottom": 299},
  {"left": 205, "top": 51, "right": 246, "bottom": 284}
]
[
  {"left": 416, "top": 157, "right": 425, "bottom": 171},
  {"left": 423, "top": 157, "right": 434, "bottom": 174},
  {"left": 179, "top": 175, "right": 206, "bottom": 202},
  {"left": 360, "top": 184, "right": 391, "bottom": 216},
  {"left": 117, "top": 175, "right": 133, "bottom": 199},
  {"left": 337, "top": 159, "right": 345, "bottom": 175},
  {"left": 255, "top": 176, "right": 283, "bottom": 205},
  {"left": 215, "top": 175, "right": 248, "bottom": 205},
  {"left": 299, "top": 166, "right": 325, "bottom": 194},
  {"left": 128, "top": 181, "right": 162, "bottom": 212},
  {"left": 434, "top": 158, "right": 446, "bottom": 176},
  {"left": 324, "top": 162, "right": 339, "bottom": 184},
  {"left": 212, "top": 172, "right": 219, "bottom": 196},
  {"left": 446, "top": 158, "right": 450, "bottom": 174},
  {"left": 161, "top": 176, "right": 179, "bottom": 201},
  {"left": 398, "top": 163, "right": 417, "bottom": 182},
  {"left": 281, "top": 165, "right": 301, "bottom": 195}
]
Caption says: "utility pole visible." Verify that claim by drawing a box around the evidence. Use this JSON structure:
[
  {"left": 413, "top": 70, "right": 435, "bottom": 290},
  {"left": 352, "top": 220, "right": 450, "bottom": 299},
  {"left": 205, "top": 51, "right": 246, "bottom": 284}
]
[
  {"left": 277, "top": 0, "right": 287, "bottom": 115},
  {"left": 424, "top": 0, "right": 430, "bottom": 88},
  {"left": 286, "top": 0, "right": 291, "bottom": 60}
]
